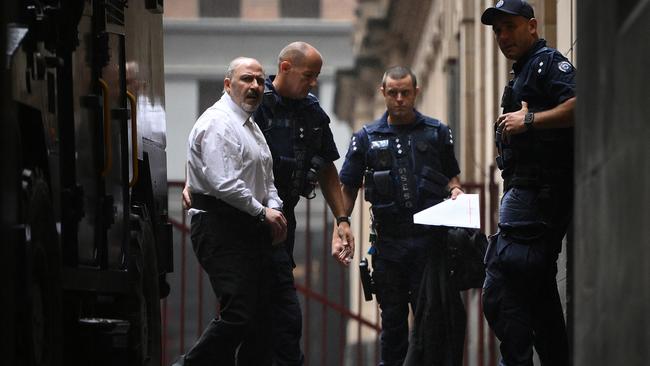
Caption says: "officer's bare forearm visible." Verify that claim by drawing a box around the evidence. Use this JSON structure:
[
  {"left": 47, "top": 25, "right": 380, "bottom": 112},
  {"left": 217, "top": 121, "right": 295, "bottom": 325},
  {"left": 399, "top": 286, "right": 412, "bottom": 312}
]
[
  {"left": 318, "top": 162, "right": 347, "bottom": 217},
  {"left": 447, "top": 176, "right": 462, "bottom": 191},
  {"left": 532, "top": 96, "right": 575, "bottom": 129},
  {"left": 341, "top": 184, "right": 358, "bottom": 216}
]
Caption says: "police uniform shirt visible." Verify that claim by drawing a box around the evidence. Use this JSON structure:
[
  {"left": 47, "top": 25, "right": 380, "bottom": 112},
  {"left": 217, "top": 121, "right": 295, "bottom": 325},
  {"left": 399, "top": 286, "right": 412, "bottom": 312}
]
[
  {"left": 253, "top": 76, "right": 340, "bottom": 203},
  {"left": 187, "top": 92, "right": 283, "bottom": 216},
  {"left": 502, "top": 39, "right": 577, "bottom": 183},
  {"left": 340, "top": 111, "right": 460, "bottom": 193},
  {"left": 510, "top": 39, "right": 576, "bottom": 112}
]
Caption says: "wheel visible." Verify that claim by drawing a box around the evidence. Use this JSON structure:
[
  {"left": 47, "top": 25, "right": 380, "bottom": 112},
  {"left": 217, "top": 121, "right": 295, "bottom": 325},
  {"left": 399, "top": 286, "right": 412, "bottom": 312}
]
[{"left": 128, "top": 208, "right": 162, "bottom": 366}]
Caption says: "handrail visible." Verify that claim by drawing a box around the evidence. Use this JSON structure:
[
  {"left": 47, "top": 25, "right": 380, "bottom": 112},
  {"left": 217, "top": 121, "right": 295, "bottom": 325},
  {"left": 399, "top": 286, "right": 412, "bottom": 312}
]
[
  {"left": 126, "top": 90, "right": 139, "bottom": 187},
  {"left": 98, "top": 78, "right": 112, "bottom": 177}
]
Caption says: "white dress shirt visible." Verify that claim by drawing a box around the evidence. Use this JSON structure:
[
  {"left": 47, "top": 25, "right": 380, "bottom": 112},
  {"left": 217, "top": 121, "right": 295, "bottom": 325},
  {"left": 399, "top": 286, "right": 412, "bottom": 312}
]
[{"left": 187, "top": 92, "right": 282, "bottom": 217}]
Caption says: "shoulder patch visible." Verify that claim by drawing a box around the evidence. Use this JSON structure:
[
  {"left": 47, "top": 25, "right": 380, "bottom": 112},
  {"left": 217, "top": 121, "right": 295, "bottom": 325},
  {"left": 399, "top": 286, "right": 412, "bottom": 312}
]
[{"left": 558, "top": 61, "right": 573, "bottom": 73}]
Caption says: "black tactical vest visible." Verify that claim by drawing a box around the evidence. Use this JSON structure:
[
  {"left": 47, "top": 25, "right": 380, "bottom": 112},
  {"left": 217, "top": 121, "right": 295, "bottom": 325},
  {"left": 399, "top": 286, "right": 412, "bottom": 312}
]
[{"left": 363, "top": 120, "right": 450, "bottom": 226}]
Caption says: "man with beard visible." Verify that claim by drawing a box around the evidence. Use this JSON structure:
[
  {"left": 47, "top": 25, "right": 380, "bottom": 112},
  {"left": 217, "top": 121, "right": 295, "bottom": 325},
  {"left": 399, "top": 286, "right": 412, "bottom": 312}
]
[{"left": 180, "top": 57, "right": 288, "bottom": 366}]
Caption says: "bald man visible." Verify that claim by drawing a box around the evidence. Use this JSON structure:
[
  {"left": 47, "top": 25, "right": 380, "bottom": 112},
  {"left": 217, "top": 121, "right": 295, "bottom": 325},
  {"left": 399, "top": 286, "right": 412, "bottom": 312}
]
[{"left": 252, "top": 42, "right": 354, "bottom": 365}]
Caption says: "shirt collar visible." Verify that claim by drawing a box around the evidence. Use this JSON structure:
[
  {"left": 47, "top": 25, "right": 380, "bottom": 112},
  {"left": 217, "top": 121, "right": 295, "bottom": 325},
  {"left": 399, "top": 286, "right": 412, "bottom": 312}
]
[
  {"left": 265, "top": 75, "right": 311, "bottom": 107},
  {"left": 373, "top": 110, "right": 426, "bottom": 133},
  {"left": 221, "top": 92, "right": 252, "bottom": 125},
  {"left": 513, "top": 39, "right": 547, "bottom": 74}
]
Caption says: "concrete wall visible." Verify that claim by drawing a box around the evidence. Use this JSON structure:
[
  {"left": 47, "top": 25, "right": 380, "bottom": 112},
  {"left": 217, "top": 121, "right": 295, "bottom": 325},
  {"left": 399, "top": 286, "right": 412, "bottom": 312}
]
[{"left": 573, "top": 1, "right": 650, "bottom": 365}]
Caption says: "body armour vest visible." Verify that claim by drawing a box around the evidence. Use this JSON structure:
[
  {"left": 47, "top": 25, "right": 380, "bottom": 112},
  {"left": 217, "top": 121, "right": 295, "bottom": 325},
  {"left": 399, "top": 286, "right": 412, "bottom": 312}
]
[
  {"left": 255, "top": 87, "right": 327, "bottom": 203},
  {"left": 497, "top": 44, "right": 574, "bottom": 189},
  {"left": 363, "top": 119, "right": 450, "bottom": 226}
]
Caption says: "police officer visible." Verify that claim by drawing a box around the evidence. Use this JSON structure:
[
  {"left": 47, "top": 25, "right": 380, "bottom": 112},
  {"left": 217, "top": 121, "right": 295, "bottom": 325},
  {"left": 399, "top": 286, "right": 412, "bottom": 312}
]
[
  {"left": 480, "top": 1, "right": 576, "bottom": 365},
  {"left": 339, "top": 66, "right": 466, "bottom": 366},
  {"left": 252, "top": 41, "right": 354, "bottom": 365}
]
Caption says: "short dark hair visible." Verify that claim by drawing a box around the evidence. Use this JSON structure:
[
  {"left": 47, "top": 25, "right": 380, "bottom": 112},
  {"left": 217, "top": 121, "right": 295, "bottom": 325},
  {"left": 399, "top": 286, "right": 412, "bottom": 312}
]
[{"left": 382, "top": 66, "right": 417, "bottom": 89}]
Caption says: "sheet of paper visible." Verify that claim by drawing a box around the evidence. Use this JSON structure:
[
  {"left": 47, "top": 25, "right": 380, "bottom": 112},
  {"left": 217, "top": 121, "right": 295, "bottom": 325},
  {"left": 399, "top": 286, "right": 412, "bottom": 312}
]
[{"left": 413, "top": 194, "right": 480, "bottom": 229}]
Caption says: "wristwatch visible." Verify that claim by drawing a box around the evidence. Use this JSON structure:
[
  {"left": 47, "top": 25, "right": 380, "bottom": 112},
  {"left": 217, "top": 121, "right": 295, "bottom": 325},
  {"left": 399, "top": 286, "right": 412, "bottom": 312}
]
[
  {"left": 524, "top": 112, "right": 535, "bottom": 130},
  {"left": 256, "top": 208, "right": 266, "bottom": 223},
  {"left": 336, "top": 216, "right": 351, "bottom": 226}
]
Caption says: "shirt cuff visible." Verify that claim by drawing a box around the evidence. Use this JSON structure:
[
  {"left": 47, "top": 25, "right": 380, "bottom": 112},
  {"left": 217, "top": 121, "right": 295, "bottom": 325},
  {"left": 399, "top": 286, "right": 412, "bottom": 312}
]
[{"left": 266, "top": 198, "right": 283, "bottom": 211}]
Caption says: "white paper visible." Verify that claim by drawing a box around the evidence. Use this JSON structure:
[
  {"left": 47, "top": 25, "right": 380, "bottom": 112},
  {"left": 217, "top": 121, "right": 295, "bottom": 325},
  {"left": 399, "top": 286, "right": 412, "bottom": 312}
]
[{"left": 413, "top": 194, "right": 480, "bottom": 229}]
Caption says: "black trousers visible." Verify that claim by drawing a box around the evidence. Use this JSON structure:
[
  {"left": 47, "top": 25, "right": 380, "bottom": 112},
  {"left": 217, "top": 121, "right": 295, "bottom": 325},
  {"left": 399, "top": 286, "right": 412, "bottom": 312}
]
[
  {"left": 184, "top": 211, "right": 273, "bottom": 366},
  {"left": 483, "top": 187, "right": 571, "bottom": 366},
  {"left": 268, "top": 247, "right": 304, "bottom": 366},
  {"left": 236, "top": 209, "right": 304, "bottom": 366}
]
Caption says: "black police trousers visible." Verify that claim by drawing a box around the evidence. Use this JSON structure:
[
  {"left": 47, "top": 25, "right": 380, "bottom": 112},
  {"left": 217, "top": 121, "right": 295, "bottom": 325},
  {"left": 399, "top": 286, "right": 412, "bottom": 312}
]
[
  {"left": 483, "top": 186, "right": 571, "bottom": 366},
  {"left": 184, "top": 211, "right": 273, "bottom": 366},
  {"left": 268, "top": 246, "right": 304, "bottom": 366}
]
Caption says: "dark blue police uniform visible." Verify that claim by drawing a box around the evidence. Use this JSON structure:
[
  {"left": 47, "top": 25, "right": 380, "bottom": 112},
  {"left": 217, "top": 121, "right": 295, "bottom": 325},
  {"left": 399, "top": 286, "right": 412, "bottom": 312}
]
[
  {"left": 250, "top": 76, "right": 339, "bottom": 366},
  {"left": 483, "top": 39, "right": 576, "bottom": 366},
  {"left": 340, "top": 111, "right": 465, "bottom": 366}
]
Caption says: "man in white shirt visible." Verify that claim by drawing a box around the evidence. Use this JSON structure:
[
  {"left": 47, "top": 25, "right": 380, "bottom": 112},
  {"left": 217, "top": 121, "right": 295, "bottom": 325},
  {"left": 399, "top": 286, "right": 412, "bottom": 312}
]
[{"left": 181, "top": 57, "right": 287, "bottom": 366}]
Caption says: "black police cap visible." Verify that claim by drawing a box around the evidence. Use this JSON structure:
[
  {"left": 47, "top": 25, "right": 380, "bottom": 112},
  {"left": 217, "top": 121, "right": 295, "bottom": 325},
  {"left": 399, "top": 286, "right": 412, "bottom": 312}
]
[{"left": 481, "top": 0, "right": 535, "bottom": 25}]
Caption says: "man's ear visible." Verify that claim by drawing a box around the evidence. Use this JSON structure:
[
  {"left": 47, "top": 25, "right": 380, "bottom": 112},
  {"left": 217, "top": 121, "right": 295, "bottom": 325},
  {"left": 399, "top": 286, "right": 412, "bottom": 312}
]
[
  {"left": 414, "top": 86, "right": 420, "bottom": 98},
  {"left": 528, "top": 18, "right": 538, "bottom": 34},
  {"left": 380, "top": 86, "right": 386, "bottom": 96},
  {"left": 223, "top": 78, "right": 231, "bottom": 94},
  {"left": 280, "top": 60, "right": 292, "bottom": 73}
]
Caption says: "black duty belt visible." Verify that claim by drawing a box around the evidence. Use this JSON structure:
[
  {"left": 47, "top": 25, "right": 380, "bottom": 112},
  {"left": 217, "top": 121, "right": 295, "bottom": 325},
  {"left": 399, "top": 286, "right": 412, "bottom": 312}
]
[
  {"left": 375, "top": 221, "right": 439, "bottom": 238},
  {"left": 508, "top": 165, "right": 569, "bottom": 189},
  {"left": 191, "top": 193, "right": 254, "bottom": 222}
]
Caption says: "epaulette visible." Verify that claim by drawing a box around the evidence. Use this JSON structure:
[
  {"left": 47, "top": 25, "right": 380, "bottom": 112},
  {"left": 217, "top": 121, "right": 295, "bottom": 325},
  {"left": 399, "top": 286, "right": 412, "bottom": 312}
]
[
  {"left": 421, "top": 117, "right": 442, "bottom": 128},
  {"left": 362, "top": 118, "right": 386, "bottom": 134},
  {"left": 529, "top": 47, "right": 557, "bottom": 77}
]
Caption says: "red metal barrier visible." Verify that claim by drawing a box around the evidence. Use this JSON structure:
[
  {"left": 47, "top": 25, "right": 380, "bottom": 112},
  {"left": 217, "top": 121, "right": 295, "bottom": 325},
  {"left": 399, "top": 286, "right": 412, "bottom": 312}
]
[{"left": 163, "top": 177, "right": 500, "bottom": 366}]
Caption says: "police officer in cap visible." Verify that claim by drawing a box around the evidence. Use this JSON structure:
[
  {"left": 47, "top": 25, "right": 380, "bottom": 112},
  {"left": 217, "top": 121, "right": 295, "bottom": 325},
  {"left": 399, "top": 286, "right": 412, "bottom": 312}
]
[
  {"left": 339, "top": 66, "right": 466, "bottom": 366},
  {"left": 481, "top": 1, "right": 576, "bottom": 365}
]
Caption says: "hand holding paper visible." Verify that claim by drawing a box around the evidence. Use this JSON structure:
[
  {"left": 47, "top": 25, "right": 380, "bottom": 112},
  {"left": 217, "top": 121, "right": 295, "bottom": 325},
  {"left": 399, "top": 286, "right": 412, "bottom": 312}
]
[{"left": 413, "top": 194, "right": 480, "bottom": 229}]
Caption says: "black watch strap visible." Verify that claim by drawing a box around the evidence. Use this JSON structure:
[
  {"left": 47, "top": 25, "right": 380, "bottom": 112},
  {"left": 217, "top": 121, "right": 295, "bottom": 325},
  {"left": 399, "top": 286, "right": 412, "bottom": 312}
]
[
  {"left": 336, "top": 216, "right": 350, "bottom": 226},
  {"left": 524, "top": 112, "right": 535, "bottom": 130}
]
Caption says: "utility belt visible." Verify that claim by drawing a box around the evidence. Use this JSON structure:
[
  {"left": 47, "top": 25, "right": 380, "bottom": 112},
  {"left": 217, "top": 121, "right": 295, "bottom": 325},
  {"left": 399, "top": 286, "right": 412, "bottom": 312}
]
[
  {"left": 374, "top": 220, "right": 435, "bottom": 238},
  {"left": 191, "top": 193, "right": 256, "bottom": 223},
  {"left": 505, "top": 164, "right": 569, "bottom": 190}
]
